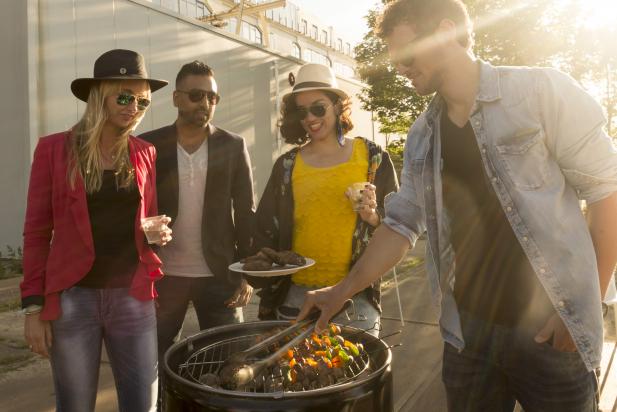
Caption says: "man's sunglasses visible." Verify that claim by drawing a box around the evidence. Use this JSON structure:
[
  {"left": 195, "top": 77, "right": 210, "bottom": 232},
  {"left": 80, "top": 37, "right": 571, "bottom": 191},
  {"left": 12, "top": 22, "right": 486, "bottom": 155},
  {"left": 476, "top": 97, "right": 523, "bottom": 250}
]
[
  {"left": 295, "top": 103, "right": 331, "bottom": 120},
  {"left": 116, "top": 93, "right": 151, "bottom": 111},
  {"left": 176, "top": 89, "right": 221, "bottom": 105}
]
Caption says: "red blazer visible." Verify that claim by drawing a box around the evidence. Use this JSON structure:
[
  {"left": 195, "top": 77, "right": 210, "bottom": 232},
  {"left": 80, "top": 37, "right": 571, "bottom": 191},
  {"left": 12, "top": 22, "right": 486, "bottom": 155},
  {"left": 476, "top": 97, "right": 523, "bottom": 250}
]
[{"left": 20, "top": 132, "right": 163, "bottom": 320}]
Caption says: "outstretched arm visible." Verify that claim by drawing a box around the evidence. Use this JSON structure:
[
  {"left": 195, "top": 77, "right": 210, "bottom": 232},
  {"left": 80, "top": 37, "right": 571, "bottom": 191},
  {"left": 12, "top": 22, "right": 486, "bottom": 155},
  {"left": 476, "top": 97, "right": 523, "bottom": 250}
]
[
  {"left": 587, "top": 192, "right": 617, "bottom": 300},
  {"left": 298, "top": 224, "right": 411, "bottom": 333}
]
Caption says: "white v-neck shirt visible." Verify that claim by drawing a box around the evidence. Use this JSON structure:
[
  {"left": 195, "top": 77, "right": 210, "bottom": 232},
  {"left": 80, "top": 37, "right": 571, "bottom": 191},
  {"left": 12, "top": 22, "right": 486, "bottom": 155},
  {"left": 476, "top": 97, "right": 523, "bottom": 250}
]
[{"left": 158, "top": 141, "right": 213, "bottom": 277}]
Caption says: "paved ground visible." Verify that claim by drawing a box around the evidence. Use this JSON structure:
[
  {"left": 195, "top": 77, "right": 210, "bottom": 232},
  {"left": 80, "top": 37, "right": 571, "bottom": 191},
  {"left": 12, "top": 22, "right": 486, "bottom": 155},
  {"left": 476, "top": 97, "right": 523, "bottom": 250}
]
[{"left": 1, "top": 239, "right": 615, "bottom": 411}]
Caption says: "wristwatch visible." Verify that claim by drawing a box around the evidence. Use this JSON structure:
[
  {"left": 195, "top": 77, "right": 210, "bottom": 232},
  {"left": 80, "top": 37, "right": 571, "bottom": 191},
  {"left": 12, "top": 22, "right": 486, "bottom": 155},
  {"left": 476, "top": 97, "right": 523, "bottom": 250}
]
[{"left": 22, "top": 304, "right": 43, "bottom": 315}]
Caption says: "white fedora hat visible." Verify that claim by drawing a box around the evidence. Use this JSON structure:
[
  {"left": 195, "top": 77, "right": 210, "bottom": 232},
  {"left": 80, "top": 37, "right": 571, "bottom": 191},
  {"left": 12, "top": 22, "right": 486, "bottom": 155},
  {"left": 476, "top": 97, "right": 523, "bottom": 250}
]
[{"left": 283, "top": 63, "right": 348, "bottom": 101}]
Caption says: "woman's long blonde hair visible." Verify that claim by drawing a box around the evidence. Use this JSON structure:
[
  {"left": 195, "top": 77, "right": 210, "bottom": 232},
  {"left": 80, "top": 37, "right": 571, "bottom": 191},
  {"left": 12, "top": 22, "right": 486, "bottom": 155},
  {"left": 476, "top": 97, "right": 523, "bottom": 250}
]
[{"left": 68, "top": 80, "right": 149, "bottom": 193}]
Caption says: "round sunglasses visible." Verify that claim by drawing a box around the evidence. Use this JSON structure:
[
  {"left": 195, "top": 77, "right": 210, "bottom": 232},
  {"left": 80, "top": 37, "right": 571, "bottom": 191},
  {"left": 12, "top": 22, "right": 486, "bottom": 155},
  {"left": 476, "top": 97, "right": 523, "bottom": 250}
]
[
  {"left": 116, "top": 93, "right": 151, "bottom": 111},
  {"left": 295, "top": 103, "right": 331, "bottom": 120},
  {"left": 176, "top": 89, "right": 221, "bottom": 105}
]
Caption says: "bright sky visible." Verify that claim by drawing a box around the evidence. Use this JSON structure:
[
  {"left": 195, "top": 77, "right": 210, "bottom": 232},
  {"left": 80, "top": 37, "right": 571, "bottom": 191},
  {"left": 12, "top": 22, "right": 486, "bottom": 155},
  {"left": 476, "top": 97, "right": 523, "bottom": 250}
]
[{"left": 292, "top": 0, "right": 381, "bottom": 45}]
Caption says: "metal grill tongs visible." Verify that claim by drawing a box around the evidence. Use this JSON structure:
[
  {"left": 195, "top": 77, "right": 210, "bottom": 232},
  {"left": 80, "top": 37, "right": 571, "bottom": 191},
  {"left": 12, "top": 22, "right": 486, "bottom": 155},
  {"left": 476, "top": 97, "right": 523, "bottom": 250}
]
[{"left": 219, "top": 300, "right": 353, "bottom": 389}]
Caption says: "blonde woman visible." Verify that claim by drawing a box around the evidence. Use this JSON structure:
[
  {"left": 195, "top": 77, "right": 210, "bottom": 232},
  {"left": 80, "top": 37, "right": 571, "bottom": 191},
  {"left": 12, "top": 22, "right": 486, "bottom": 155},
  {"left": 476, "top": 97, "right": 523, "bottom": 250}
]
[{"left": 21, "top": 49, "right": 171, "bottom": 412}]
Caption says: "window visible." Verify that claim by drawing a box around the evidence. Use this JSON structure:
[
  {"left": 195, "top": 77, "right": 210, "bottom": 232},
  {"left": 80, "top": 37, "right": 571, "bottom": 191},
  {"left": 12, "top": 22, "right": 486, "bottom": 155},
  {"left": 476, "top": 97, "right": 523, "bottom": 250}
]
[
  {"left": 196, "top": 1, "right": 209, "bottom": 18},
  {"left": 321, "top": 30, "right": 328, "bottom": 45},
  {"left": 301, "top": 19, "right": 307, "bottom": 35},
  {"left": 291, "top": 42, "right": 301, "bottom": 59},
  {"left": 226, "top": 18, "right": 238, "bottom": 34},
  {"left": 336, "top": 38, "right": 342, "bottom": 52},
  {"left": 305, "top": 49, "right": 330, "bottom": 66},
  {"left": 186, "top": 0, "right": 197, "bottom": 18},
  {"left": 311, "top": 25, "right": 318, "bottom": 40},
  {"left": 178, "top": 0, "right": 188, "bottom": 15},
  {"left": 334, "top": 61, "right": 355, "bottom": 78},
  {"left": 241, "top": 21, "right": 262, "bottom": 44}
]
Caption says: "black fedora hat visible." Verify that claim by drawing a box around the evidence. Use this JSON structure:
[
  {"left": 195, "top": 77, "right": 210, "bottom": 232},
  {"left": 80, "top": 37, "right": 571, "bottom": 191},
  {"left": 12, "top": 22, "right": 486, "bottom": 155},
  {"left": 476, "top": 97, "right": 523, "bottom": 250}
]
[{"left": 71, "top": 49, "right": 168, "bottom": 102}]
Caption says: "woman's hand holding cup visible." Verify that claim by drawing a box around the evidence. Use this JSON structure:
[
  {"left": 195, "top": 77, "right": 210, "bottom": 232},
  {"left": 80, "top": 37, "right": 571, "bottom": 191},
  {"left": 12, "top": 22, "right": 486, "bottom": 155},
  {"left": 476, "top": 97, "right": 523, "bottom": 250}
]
[
  {"left": 141, "top": 215, "right": 173, "bottom": 246},
  {"left": 345, "top": 183, "right": 380, "bottom": 227}
]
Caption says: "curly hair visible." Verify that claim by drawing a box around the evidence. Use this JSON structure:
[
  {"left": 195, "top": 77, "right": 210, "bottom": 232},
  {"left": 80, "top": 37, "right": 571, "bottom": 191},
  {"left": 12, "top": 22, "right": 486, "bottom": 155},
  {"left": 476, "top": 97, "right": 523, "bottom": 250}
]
[
  {"left": 278, "top": 90, "right": 354, "bottom": 145},
  {"left": 375, "top": 0, "right": 473, "bottom": 50}
]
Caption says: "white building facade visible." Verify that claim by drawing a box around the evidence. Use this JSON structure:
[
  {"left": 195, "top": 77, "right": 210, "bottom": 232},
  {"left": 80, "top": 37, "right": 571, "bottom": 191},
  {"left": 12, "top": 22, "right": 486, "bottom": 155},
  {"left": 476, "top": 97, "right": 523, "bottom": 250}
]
[{"left": 0, "top": 0, "right": 384, "bottom": 249}]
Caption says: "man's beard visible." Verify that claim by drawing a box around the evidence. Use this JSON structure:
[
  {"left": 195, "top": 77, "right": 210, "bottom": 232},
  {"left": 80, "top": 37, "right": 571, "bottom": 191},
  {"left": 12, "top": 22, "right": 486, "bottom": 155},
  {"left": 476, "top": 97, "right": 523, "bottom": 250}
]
[{"left": 179, "top": 107, "right": 212, "bottom": 127}]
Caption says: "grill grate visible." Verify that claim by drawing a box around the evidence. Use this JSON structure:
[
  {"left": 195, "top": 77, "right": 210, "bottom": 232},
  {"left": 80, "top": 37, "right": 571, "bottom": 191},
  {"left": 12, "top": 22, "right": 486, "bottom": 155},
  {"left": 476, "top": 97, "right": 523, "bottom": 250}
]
[{"left": 178, "top": 332, "right": 371, "bottom": 393}]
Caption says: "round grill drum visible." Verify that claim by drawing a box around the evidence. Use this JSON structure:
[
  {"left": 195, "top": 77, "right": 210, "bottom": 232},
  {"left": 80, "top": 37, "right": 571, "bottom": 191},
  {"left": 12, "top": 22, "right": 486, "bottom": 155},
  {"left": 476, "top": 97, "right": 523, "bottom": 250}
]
[{"left": 163, "top": 320, "right": 393, "bottom": 412}]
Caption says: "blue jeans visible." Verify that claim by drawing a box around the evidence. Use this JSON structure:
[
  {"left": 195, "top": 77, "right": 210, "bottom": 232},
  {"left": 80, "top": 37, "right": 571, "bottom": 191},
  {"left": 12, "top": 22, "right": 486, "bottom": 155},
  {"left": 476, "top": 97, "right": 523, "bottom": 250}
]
[
  {"left": 442, "top": 312, "right": 598, "bottom": 412},
  {"left": 50, "top": 287, "right": 158, "bottom": 412},
  {"left": 155, "top": 276, "right": 242, "bottom": 359}
]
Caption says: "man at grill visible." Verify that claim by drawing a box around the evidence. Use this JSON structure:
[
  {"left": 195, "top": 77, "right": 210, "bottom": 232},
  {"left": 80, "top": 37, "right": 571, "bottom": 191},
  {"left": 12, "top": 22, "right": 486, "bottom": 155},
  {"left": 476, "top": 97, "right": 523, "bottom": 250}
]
[
  {"left": 298, "top": 0, "right": 617, "bottom": 411},
  {"left": 140, "top": 60, "right": 255, "bottom": 368}
]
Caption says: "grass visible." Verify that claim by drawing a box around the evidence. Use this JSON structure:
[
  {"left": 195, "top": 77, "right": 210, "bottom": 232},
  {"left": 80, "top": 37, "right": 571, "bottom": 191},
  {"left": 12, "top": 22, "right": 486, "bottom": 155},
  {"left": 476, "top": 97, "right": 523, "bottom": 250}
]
[
  {"left": 0, "top": 296, "right": 21, "bottom": 313},
  {"left": 0, "top": 353, "right": 36, "bottom": 374}
]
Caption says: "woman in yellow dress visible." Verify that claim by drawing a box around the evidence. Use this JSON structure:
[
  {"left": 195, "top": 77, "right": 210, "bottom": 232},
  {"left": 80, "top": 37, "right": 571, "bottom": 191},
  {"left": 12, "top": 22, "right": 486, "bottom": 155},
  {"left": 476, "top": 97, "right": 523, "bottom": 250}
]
[{"left": 250, "top": 63, "right": 398, "bottom": 335}]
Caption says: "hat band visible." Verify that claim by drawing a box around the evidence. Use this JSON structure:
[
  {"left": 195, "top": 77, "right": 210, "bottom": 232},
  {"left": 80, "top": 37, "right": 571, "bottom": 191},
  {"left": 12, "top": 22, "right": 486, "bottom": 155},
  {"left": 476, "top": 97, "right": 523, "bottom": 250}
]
[{"left": 292, "top": 81, "right": 332, "bottom": 92}]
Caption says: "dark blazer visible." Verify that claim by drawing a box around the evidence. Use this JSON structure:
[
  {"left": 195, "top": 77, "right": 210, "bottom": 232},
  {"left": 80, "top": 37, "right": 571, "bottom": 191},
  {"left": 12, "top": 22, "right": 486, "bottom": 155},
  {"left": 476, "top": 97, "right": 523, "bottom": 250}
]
[
  {"left": 140, "top": 123, "right": 255, "bottom": 286},
  {"left": 21, "top": 132, "right": 162, "bottom": 320}
]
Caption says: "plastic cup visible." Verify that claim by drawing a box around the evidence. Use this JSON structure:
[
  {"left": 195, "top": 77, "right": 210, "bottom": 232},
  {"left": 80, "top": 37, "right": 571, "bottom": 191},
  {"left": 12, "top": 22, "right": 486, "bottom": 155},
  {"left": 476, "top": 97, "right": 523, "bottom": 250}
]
[
  {"left": 348, "top": 182, "right": 370, "bottom": 212},
  {"left": 141, "top": 215, "right": 167, "bottom": 244}
]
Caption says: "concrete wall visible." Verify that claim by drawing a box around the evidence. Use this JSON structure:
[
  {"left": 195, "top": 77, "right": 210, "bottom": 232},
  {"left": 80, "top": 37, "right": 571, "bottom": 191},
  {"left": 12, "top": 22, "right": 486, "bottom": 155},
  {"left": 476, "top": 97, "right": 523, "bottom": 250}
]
[
  {"left": 0, "top": 0, "right": 37, "bottom": 251},
  {"left": 0, "top": 0, "right": 384, "bottom": 248}
]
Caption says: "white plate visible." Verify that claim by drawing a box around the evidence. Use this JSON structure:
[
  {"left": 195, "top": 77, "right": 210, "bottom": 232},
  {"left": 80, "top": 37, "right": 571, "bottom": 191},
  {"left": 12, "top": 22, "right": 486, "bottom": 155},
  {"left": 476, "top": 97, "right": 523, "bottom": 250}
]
[{"left": 228, "top": 258, "right": 315, "bottom": 277}]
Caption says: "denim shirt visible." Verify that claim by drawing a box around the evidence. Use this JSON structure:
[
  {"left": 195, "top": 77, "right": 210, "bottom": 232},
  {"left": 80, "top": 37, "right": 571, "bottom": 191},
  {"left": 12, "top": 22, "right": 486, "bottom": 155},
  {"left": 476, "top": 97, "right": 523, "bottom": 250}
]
[{"left": 383, "top": 60, "right": 617, "bottom": 370}]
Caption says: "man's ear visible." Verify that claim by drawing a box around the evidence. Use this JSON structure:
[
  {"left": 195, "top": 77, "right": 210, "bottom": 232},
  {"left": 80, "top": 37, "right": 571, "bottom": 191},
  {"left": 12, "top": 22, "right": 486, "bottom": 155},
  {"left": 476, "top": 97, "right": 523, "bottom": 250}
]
[
  {"left": 172, "top": 91, "right": 179, "bottom": 108},
  {"left": 436, "top": 18, "right": 458, "bottom": 45}
]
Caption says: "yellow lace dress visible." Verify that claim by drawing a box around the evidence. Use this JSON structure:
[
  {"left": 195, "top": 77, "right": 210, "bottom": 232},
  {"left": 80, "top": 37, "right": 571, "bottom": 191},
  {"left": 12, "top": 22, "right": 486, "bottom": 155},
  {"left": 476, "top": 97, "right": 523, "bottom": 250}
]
[{"left": 291, "top": 139, "right": 368, "bottom": 287}]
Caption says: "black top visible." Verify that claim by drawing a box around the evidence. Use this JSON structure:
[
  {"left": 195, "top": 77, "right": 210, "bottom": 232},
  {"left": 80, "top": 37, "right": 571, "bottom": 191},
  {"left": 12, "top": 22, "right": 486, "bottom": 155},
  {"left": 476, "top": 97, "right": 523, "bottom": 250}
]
[
  {"left": 440, "top": 112, "right": 549, "bottom": 326},
  {"left": 77, "top": 170, "right": 139, "bottom": 288}
]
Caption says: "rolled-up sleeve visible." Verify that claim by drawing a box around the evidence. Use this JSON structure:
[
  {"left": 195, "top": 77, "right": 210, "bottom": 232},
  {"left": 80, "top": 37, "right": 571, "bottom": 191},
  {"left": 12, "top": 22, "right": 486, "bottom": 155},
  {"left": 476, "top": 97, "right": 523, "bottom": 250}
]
[
  {"left": 539, "top": 68, "right": 617, "bottom": 204},
  {"left": 382, "top": 138, "right": 427, "bottom": 247}
]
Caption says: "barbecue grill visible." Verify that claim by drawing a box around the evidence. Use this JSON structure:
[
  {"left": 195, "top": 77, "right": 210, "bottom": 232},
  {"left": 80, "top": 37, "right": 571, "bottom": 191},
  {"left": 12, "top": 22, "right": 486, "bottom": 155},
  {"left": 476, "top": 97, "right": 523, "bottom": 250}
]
[{"left": 163, "top": 320, "right": 393, "bottom": 411}]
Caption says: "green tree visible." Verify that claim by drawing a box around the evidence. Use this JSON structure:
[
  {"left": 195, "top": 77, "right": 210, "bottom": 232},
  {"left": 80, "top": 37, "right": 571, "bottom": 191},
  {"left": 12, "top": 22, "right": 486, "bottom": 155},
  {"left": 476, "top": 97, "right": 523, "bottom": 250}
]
[
  {"left": 354, "top": 9, "right": 430, "bottom": 137},
  {"left": 386, "top": 138, "right": 406, "bottom": 179}
]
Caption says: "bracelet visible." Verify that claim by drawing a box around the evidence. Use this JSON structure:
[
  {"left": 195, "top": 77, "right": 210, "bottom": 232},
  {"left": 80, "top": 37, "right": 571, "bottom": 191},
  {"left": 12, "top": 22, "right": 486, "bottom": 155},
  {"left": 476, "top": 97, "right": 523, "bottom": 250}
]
[{"left": 22, "top": 304, "right": 43, "bottom": 315}]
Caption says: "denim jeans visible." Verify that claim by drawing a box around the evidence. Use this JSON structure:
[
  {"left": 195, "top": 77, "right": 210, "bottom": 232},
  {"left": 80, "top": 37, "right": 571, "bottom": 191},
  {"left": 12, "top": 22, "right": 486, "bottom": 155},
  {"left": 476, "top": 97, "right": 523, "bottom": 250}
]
[
  {"left": 50, "top": 287, "right": 157, "bottom": 412},
  {"left": 155, "top": 275, "right": 243, "bottom": 359},
  {"left": 442, "top": 312, "right": 598, "bottom": 412}
]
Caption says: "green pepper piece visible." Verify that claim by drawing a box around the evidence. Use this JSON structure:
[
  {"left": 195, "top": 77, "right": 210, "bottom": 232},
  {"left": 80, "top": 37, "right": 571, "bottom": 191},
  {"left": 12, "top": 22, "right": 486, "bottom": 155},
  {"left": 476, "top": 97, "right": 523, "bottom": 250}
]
[{"left": 338, "top": 349, "right": 350, "bottom": 363}]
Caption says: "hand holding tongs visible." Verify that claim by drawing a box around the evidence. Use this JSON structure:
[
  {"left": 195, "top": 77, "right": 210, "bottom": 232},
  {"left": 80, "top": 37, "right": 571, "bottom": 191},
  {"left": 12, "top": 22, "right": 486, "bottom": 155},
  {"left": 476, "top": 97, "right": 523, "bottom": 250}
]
[{"left": 219, "top": 299, "right": 353, "bottom": 389}]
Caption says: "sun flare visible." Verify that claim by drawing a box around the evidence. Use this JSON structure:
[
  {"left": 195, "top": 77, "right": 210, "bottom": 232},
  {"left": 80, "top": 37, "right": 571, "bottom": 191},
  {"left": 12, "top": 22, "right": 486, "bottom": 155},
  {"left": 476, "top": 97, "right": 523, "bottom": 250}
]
[{"left": 556, "top": 0, "right": 617, "bottom": 29}]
